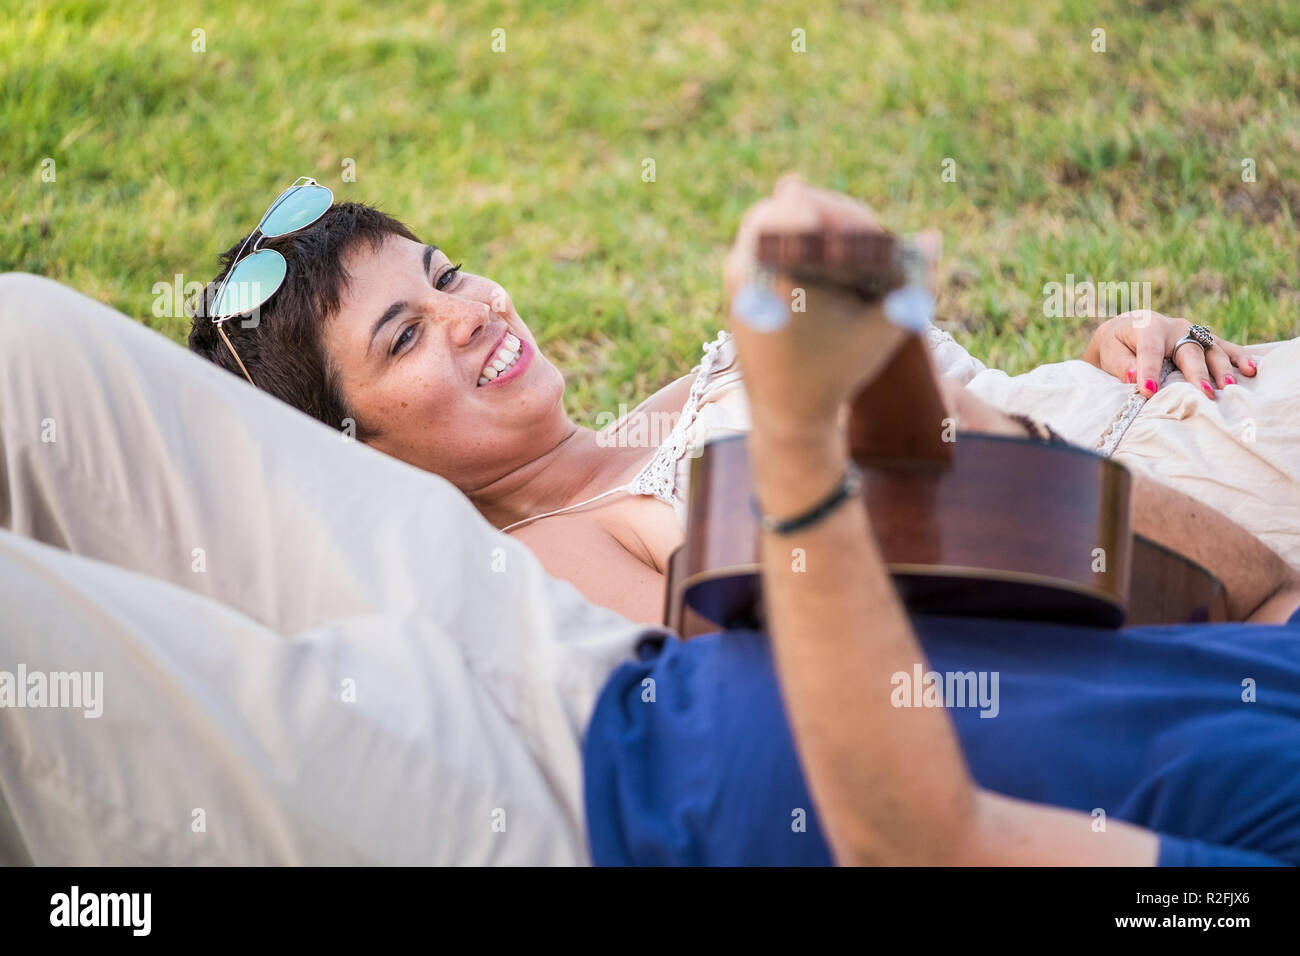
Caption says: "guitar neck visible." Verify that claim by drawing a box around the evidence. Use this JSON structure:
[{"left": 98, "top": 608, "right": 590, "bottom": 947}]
[
  {"left": 848, "top": 335, "right": 952, "bottom": 464},
  {"left": 756, "top": 231, "right": 905, "bottom": 301}
]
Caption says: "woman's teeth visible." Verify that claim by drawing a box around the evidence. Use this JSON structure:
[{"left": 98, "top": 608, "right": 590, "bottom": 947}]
[{"left": 478, "top": 333, "right": 522, "bottom": 386}]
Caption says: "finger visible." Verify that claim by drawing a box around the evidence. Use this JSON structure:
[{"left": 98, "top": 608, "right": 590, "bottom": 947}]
[
  {"left": 1126, "top": 308, "right": 1164, "bottom": 333},
  {"left": 819, "top": 193, "right": 885, "bottom": 241},
  {"left": 756, "top": 181, "right": 887, "bottom": 304},
  {"left": 1134, "top": 328, "right": 1166, "bottom": 397},
  {"left": 777, "top": 176, "right": 883, "bottom": 233},
  {"left": 1204, "top": 344, "right": 1237, "bottom": 389},
  {"left": 1172, "top": 341, "right": 1217, "bottom": 400},
  {"left": 1215, "top": 338, "right": 1259, "bottom": 378},
  {"left": 774, "top": 172, "right": 808, "bottom": 195},
  {"left": 765, "top": 180, "right": 825, "bottom": 232},
  {"left": 913, "top": 229, "right": 942, "bottom": 262},
  {"left": 818, "top": 188, "right": 883, "bottom": 231},
  {"left": 891, "top": 229, "right": 942, "bottom": 298},
  {"left": 1098, "top": 337, "right": 1139, "bottom": 384},
  {"left": 724, "top": 197, "right": 777, "bottom": 296}
]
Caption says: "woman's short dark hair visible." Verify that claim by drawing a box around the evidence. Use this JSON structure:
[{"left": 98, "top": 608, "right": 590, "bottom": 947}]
[{"left": 188, "top": 202, "right": 420, "bottom": 436}]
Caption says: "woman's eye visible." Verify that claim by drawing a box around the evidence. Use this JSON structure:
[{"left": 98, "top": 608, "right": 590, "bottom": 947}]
[
  {"left": 436, "top": 263, "right": 463, "bottom": 290},
  {"left": 391, "top": 325, "right": 416, "bottom": 356}
]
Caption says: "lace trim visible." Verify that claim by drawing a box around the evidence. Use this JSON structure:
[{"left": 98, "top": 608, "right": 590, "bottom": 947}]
[
  {"left": 499, "top": 330, "right": 731, "bottom": 533},
  {"left": 1094, "top": 393, "right": 1144, "bottom": 457},
  {"left": 1093, "top": 358, "right": 1170, "bottom": 457},
  {"left": 626, "top": 330, "right": 732, "bottom": 505},
  {"left": 925, "top": 325, "right": 958, "bottom": 350}
]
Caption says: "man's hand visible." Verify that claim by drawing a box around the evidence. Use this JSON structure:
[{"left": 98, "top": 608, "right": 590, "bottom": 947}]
[{"left": 723, "top": 174, "right": 910, "bottom": 444}]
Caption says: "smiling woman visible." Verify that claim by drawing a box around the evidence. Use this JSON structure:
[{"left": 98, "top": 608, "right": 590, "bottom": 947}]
[{"left": 190, "top": 197, "right": 698, "bottom": 621}]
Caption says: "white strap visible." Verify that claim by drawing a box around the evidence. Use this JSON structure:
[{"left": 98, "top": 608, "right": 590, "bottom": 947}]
[{"left": 499, "top": 485, "right": 632, "bottom": 533}]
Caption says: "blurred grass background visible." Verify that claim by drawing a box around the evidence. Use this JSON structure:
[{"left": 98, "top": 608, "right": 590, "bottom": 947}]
[{"left": 2, "top": 0, "right": 1297, "bottom": 421}]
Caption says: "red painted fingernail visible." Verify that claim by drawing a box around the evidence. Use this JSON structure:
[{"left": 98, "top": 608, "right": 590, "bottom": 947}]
[
  {"left": 1224, "top": 375, "right": 1236, "bottom": 385},
  {"left": 1144, "top": 379, "right": 1158, "bottom": 394},
  {"left": 1201, "top": 380, "right": 1215, "bottom": 396},
  {"left": 1248, "top": 360, "right": 1257, "bottom": 371},
  {"left": 1126, "top": 367, "right": 1136, "bottom": 383}
]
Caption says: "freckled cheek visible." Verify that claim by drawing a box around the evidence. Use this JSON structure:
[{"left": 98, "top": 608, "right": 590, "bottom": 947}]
[
  {"left": 403, "top": 391, "right": 458, "bottom": 427},
  {"left": 367, "top": 380, "right": 458, "bottom": 430}
]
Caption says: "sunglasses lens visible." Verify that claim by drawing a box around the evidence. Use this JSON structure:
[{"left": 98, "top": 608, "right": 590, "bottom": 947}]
[
  {"left": 212, "top": 249, "right": 287, "bottom": 319},
  {"left": 260, "top": 184, "right": 333, "bottom": 238}
]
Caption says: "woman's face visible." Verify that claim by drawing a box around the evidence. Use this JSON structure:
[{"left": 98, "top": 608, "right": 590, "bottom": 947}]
[{"left": 323, "top": 234, "right": 569, "bottom": 489}]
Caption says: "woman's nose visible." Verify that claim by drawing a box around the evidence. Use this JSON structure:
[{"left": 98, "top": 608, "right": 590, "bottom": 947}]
[{"left": 442, "top": 297, "right": 491, "bottom": 349}]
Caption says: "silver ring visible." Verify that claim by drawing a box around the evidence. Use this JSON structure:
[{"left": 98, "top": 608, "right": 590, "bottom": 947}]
[
  {"left": 1171, "top": 335, "right": 1204, "bottom": 360},
  {"left": 1188, "top": 324, "right": 1214, "bottom": 349},
  {"left": 1172, "top": 324, "right": 1215, "bottom": 361}
]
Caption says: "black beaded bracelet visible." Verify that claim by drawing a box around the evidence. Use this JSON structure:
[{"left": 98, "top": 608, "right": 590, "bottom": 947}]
[
  {"left": 1008, "top": 413, "right": 1069, "bottom": 446},
  {"left": 751, "top": 461, "right": 863, "bottom": 535}
]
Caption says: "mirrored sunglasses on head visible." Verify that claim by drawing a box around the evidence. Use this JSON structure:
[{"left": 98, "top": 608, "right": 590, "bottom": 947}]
[{"left": 209, "top": 176, "right": 334, "bottom": 386}]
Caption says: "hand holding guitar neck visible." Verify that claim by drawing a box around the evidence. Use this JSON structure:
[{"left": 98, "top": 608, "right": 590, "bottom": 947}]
[
  {"left": 722, "top": 176, "right": 922, "bottom": 440},
  {"left": 736, "top": 178, "right": 949, "bottom": 464},
  {"left": 751, "top": 227, "right": 937, "bottom": 330}
]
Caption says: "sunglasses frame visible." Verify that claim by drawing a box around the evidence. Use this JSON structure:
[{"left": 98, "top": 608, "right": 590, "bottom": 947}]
[{"left": 210, "top": 176, "right": 333, "bottom": 386}]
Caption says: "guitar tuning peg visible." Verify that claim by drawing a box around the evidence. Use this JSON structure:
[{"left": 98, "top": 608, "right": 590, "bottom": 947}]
[
  {"left": 883, "top": 285, "right": 935, "bottom": 332},
  {"left": 731, "top": 268, "right": 790, "bottom": 332},
  {"left": 882, "top": 237, "right": 936, "bottom": 332}
]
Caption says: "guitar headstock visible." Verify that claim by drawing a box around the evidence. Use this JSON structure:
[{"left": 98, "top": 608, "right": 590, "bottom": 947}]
[
  {"left": 755, "top": 230, "right": 906, "bottom": 303},
  {"left": 754, "top": 229, "right": 935, "bottom": 333}
]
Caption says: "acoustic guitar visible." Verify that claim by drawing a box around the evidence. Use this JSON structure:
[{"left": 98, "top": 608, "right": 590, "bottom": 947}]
[{"left": 664, "top": 229, "right": 1227, "bottom": 636}]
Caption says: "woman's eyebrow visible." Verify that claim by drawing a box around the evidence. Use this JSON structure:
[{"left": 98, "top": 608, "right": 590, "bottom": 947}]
[{"left": 367, "top": 245, "right": 439, "bottom": 356}]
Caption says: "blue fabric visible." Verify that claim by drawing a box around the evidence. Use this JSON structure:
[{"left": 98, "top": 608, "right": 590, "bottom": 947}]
[{"left": 584, "top": 608, "right": 1300, "bottom": 866}]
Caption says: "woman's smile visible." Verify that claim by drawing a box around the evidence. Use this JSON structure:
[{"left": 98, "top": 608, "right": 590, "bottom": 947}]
[{"left": 477, "top": 331, "right": 533, "bottom": 387}]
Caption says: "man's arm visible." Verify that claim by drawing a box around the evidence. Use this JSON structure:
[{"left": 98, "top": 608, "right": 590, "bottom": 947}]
[
  {"left": 748, "top": 423, "right": 1160, "bottom": 865},
  {"left": 726, "top": 176, "right": 1160, "bottom": 865}
]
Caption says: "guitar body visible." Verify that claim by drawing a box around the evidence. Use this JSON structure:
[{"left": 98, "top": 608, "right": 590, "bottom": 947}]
[
  {"left": 664, "top": 226, "right": 1227, "bottom": 635},
  {"left": 665, "top": 434, "right": 1227, "bottom": 637},
  {"left": 668, "top": 432, "right": 1131, "bottom": 633},
  {"left": 1128, "top": 537, "right": 1227, "bottom": 626}
]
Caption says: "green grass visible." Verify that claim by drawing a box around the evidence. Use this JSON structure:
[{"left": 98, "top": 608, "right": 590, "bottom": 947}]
[{"left": 2, "top": 0, "right": 1297, "bottom": 424}]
